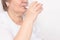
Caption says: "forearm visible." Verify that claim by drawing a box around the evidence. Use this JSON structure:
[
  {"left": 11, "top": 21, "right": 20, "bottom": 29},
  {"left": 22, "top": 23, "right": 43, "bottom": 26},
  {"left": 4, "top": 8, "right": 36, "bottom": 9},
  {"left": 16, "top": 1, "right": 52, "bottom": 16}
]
[{"left": 14, "top": 19, "right": 33, "bottom": 40}]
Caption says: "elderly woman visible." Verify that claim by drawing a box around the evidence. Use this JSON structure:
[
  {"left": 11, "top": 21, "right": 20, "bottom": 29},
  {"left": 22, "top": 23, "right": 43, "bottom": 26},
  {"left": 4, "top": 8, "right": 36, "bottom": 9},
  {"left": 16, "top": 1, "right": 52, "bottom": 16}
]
[{"left": 0, "top": 0, "right": 43, "bottom": 40}]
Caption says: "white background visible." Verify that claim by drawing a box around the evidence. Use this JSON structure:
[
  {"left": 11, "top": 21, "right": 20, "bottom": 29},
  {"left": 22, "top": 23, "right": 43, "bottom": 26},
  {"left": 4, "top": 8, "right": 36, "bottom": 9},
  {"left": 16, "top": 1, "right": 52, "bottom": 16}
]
[{"left": 0, "top": 0, "right": 60, "bottom": 40}]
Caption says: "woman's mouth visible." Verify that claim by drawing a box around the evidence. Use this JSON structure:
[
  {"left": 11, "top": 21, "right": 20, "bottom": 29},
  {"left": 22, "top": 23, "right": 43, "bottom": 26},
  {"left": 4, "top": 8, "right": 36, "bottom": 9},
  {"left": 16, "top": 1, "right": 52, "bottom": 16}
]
[{"left": 22, "top": 6, "right": 27, "bottom": 9}]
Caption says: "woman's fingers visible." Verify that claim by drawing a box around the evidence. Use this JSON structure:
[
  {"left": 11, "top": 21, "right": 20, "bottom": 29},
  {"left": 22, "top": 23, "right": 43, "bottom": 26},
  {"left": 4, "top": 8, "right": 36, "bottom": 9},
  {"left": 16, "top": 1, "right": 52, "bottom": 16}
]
[
  {"left": 36, "top": 3, "right": 43, "bottom": 11},
  {"left": 30, "top": 1, "right": 38, "bottom": 7},
  {"left": 25, "top": 1, "right": 43, "bottom": 18},
  {"left": 31, "top": 2, "right": 43, "bottom": 12}
]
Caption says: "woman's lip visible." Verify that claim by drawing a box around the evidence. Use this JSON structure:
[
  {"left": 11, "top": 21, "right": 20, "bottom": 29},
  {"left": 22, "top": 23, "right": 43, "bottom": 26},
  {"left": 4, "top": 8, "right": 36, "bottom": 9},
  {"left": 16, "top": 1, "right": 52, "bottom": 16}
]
[
  {"left": 22, "top": 4, "right": 28, "bottom": 8},
  {"left": 22, "top": 6, "right": 27, "bottom": 9},
  {"left": 22, "top": 6, "right": 28, "bottom": 9},
  {"left": 24, "top": 7, "right": 27, "bottom": 9}
]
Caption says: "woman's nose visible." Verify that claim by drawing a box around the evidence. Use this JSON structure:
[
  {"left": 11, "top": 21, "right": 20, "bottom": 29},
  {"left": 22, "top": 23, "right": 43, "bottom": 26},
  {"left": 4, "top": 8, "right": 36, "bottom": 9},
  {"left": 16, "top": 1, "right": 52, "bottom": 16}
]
[
  {"left": 22, "top": 0, "right": 28, "bottom": 6},
  {"left": 22, "top": 0, "right": 28, "bottom": 3}
]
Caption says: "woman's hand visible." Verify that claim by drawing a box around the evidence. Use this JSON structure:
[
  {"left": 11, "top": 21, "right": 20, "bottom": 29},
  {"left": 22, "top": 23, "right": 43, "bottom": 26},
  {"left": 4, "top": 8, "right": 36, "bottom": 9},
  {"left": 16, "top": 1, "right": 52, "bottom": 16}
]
[{"left": 24, "top": 1, "right": 43, "bottom": 23}]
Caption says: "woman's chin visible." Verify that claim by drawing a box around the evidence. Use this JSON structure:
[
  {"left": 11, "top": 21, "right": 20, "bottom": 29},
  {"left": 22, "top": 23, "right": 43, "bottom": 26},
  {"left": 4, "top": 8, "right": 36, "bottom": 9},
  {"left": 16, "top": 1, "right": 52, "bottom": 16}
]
[{"left": 21, "top": 9, "right": 27, "bottom": 13}]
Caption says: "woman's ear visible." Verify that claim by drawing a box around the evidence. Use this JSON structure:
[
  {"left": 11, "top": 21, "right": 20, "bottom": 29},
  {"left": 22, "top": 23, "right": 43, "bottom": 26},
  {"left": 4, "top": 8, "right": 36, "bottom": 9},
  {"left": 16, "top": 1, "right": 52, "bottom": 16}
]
[{"left": 6, "top": 2, "right": 9, "bottom": 7}]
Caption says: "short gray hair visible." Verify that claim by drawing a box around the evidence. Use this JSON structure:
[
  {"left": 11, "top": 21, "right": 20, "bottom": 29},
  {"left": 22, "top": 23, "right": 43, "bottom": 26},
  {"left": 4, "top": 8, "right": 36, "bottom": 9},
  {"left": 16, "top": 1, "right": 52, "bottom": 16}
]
[{"left": 1, "top": 0, "right": 8, "bottom": 11}]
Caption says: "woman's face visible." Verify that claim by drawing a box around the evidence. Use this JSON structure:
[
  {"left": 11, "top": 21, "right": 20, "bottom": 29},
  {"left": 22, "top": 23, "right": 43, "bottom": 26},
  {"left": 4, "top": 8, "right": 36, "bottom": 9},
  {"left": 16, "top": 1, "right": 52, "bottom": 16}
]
[{"left": 7, "top": 0, "right": 28, "bottom": 16}]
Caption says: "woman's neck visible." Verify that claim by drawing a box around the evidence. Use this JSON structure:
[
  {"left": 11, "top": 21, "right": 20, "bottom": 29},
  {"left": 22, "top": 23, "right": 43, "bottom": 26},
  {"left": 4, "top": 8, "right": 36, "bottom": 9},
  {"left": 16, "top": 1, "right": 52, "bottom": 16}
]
[{"left": 7, "top": 10, "right": 23, "bottom": 25}]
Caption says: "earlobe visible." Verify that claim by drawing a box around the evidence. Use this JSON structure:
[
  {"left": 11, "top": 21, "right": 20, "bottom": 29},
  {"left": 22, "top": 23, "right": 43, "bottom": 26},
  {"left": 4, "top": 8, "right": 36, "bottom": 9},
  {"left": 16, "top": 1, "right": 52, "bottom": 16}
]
[{"left": 6, "top": 2, "right": 9, "bottom": 7}]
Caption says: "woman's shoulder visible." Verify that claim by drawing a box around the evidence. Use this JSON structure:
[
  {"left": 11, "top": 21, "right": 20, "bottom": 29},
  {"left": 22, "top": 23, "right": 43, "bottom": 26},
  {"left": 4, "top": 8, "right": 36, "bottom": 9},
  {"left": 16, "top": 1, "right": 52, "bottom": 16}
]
[
  {"left": 0, "top": 12, "right": 6, "bottom": 22},
  {"left": 0, "top": 11, "right": 7, "bottom": 17},
  {"left": 0, "top": 12, "right": 9, "bottom": 26}
]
